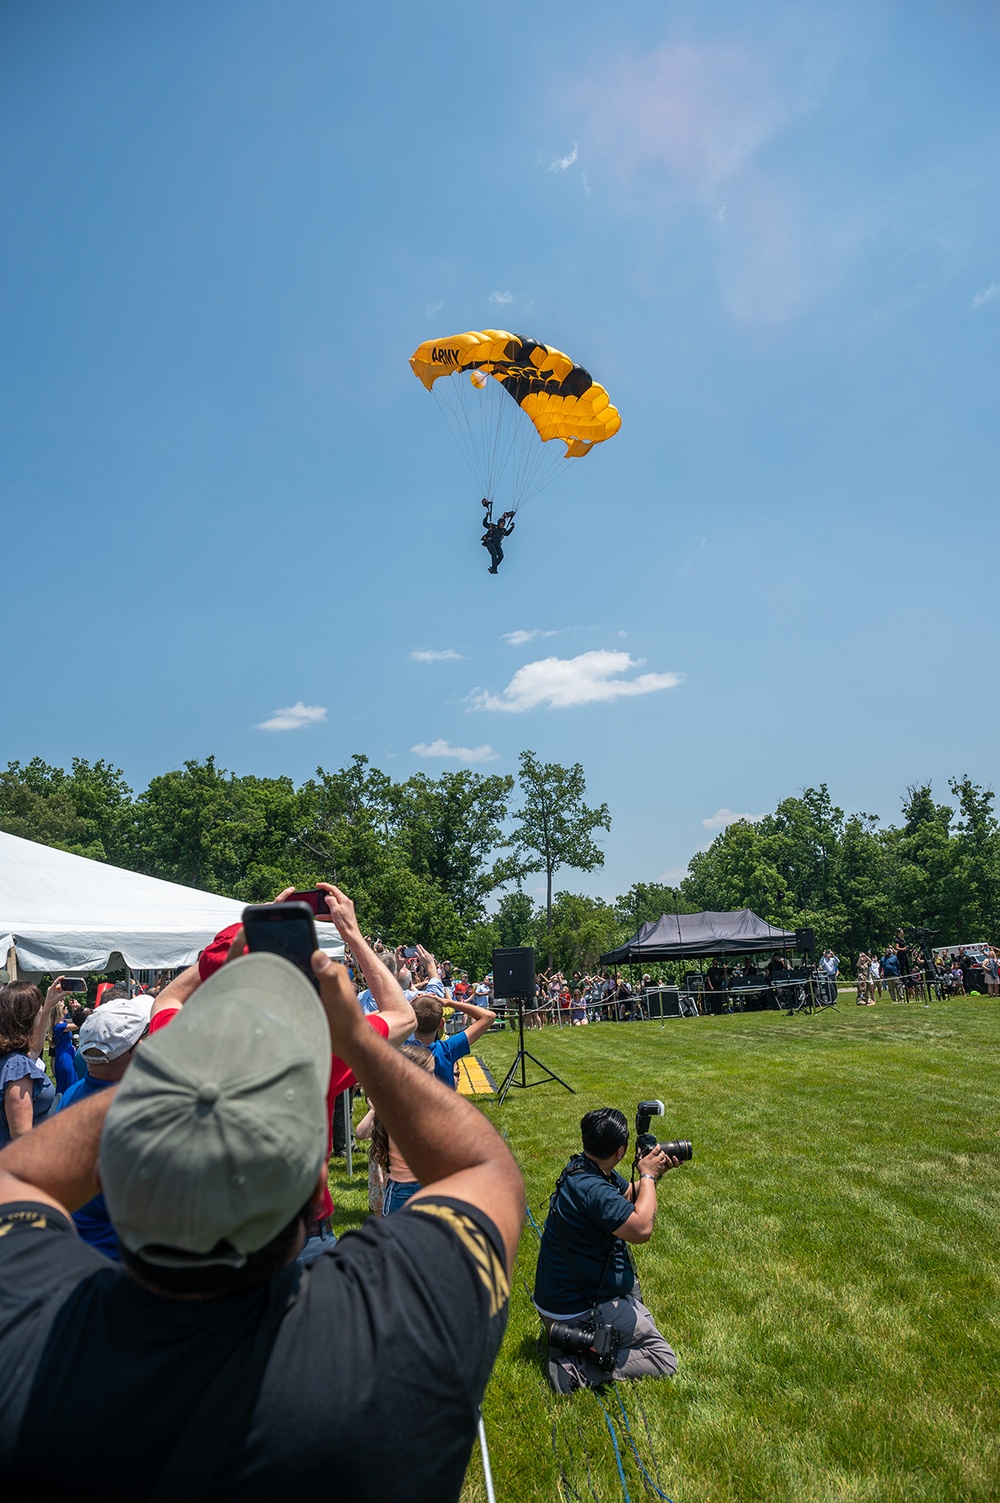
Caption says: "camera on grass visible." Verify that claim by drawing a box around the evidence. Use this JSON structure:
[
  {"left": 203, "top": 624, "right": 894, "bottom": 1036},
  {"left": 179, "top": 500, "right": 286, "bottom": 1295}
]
[{"left": 635, "top": 1100, "right": 693, "bottom": 1163}]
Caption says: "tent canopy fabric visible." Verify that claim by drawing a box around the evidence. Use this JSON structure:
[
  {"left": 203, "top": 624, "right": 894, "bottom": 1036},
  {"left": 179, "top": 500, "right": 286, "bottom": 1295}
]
[
  {"left": 0, "top": 831, "right": 344, "bottom": 974},
  {"left": 601, "top": 908, "right": 798, "bottom": 964}
]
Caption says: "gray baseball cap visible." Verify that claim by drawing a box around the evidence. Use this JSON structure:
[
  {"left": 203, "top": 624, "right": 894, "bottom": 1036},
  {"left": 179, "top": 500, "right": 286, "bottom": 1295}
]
[{"left": 100, "top": 952, "right": 330, "bottom": 1266}]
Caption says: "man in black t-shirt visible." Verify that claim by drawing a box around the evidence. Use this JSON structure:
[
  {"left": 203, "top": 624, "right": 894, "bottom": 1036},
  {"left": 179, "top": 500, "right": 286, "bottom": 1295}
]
[
  {"left": 0, "top": 948, "right": 524, "bottom": 1502},
  {"left": 533, "top": 1107, "right": 682, "bottom": 1393}
]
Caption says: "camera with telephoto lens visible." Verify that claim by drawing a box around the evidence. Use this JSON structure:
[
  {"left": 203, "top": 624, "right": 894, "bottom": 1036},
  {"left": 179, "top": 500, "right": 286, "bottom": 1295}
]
[
  {"left": 548, "top": 1319, "right": 621, "bottom": 1372},
  {"left": 635, "top": 1100, "right": 693, "bottom": 1162}
]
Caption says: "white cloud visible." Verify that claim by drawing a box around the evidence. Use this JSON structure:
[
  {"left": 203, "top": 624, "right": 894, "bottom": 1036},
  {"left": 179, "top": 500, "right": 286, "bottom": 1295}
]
[
  {"left": 426, "top": 298, "right": 444, "bottom": 316},
  {"left": 971, "top": 282, "right": 998, "bottom": 310},
  {"left": 501, "top": 628, "right": 559, "bottom": 647},
  {"left": 411, "top": 648, "right": 464, "bottom": 662},
  {"left": 473, "top": 650, "right": 682, "bottom": 712},
  {"left": 255, "top": 701, "right": 327, "bottom": 733},
  {"left": 490, "top": 290, "right": 513, "bottom": 304},
  {"left": 412, "top": 739, "right": 499, "bottom": 764},
  {"left": 549, "top": 144, "right": 579, "bottom": 171},
  {"left": 658, "top": 864, "right": 690, "bottom": 886},
  {"left": 702, "top": 807, "right": 766, "bottom": 831},
  {"left": 581, "top": 173, "right": 592, "bottom": 195}
]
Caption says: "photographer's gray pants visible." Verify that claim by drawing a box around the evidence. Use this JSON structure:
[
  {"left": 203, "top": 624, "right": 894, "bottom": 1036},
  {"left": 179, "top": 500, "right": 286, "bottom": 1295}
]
[{"left": 547, "top": 1294, "right": 677, "bottom": 1394}]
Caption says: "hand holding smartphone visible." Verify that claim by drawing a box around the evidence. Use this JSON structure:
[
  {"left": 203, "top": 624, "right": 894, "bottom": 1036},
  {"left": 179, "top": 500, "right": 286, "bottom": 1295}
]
[
  {"left": 242, "top": 902, "right": 320, "bottom": 990},
  {"left": 286, "top": 889, "right": 332, "bottom": 920}
]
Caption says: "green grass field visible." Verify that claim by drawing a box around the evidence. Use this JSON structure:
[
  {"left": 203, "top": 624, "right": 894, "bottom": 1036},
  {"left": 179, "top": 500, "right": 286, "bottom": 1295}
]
[{"left": 330, "top": 998, "right": 1000, "bottom": 1503}]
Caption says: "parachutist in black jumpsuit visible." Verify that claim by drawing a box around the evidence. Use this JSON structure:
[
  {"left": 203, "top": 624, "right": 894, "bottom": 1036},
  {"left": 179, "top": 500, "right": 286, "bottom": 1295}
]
[{"left": 481, "top": 502, "right": 515, "bottom": 573}]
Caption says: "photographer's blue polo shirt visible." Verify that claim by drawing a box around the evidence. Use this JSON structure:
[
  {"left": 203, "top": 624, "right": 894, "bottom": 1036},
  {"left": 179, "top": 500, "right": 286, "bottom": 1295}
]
[{"left": 533, "top": 1154, "right": 636, "bottom": 1318}]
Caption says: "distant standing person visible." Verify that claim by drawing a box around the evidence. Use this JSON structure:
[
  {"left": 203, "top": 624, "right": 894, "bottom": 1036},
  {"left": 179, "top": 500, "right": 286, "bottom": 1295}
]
[
  {"left": 868, "top": 953, "right": 883, "bottom": 999},
  {"left": 0, "top": 980, "right": 64, "bottom": 1145},
  {"left": 356, "top": 1044, "right": 438, "bottom": 1214},
  {"left": 818, "top": 949, "right": 839, "bottom": 1005},
  {"left": 895, "top": 929, "right": 912, "bottom": 994},
  {"left": 49, "top": 1003, "right": 78, "bottom": 1096}
]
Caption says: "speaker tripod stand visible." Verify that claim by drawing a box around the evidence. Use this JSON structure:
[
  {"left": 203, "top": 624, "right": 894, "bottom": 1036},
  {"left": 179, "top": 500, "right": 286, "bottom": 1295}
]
[{"left": 496, "top": 999, "right": 575, "bottom": 1106}]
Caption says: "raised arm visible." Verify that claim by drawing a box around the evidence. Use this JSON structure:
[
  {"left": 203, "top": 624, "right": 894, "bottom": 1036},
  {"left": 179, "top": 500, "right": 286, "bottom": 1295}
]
[
  {"left": 320, "top": 883, "right": 416, "bottom": 1045},
  {"left": 447, "top": 994, "right": 497, "bottom": 1047},
  {"left": 312, "top": 951, "right": 524, "bottom": 1272},
  {"left": 0, "top": 1087, "right": 115, "bottom": 1214},
  {"left": 151, "top": 963, "right": 202, "bottom": 1020}
]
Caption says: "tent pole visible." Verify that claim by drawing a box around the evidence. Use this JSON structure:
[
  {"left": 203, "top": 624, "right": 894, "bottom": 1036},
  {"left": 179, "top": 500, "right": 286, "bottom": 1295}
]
[{"left": 4, "top": 945, "right": 16, "bottom": 982}]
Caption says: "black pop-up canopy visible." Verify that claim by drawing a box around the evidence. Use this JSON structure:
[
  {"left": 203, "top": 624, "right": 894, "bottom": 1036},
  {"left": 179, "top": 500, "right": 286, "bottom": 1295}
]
[{"left": 601, "top": 909, "right": 797, "bottom": 965}]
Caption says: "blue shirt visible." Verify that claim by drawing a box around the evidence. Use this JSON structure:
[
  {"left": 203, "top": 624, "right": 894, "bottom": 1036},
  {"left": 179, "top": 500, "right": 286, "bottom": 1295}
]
[
  {"left": 882, "top": 953, "right": 899, "bottom": 976},
  {"left": 533, "top": 1155, "right": 636, "bottom": 1317},
  {"left": 408, "top": 1030, "right": 470, "bottom": 1088},
  {"left": 52, "top": 1021, "right": 77, "bottom": 1095},
  {"left": 0, "top": 1052, "right": 55, "bottom": 1146},
  {"left": 54, "top": 1074, "right": 119, "bottom": 1260}
]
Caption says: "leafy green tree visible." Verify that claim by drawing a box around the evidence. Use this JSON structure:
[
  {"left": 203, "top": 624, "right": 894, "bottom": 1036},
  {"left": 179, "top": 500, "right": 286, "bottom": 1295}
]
[
  {"left": 133, "top": 758, "right": 305, "bottom": 895},
  {"left": 534, "top": 891, "right": 619, "bottom": 976},
  {"left": 888, "top": 785, "right": 958, "bottom": 938},
  {"left": 830, "top": 814, "right": 893, "bottom": 958},
  {"left": 393, "top": 769, "right": 514, "bottom": 925},
  {"left": 613, "top": 881, "right": 698, "bottom": 935},
  {"left": 948, "top": 776, "right": 1000, "bottom": 941},
  {"left": 509, "top": 751, "right": 610, "bottom": 963},
  {"left": 683, "top": 819, "right": 787, "bottom": 921},
  {"left": 0, "top": 757, "right": 134, "bottom": 862},
  {"left": 496, "top": 889, "right": 535, "bottom": 949}
]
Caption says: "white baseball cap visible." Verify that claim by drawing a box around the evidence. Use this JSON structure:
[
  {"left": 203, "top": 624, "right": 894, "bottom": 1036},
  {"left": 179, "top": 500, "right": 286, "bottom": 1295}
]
[{"left": 79, "top": 997, "right": 153, "bottom": 1064}]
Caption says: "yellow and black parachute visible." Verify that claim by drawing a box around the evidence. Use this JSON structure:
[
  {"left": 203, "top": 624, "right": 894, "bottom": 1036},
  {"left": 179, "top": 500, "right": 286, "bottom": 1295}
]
[{"left": 409, "top": 330, "right": 620, "bottom": 513}]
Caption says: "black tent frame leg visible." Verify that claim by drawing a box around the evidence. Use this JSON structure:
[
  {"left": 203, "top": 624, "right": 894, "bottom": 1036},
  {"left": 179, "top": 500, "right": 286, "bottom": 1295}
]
[{"left": 496, "top": 1001, "right": 575, "bottom": 1105}]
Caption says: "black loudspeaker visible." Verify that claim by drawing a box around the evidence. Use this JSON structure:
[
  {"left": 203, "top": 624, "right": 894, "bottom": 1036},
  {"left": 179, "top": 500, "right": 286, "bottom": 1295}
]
[
  {"left": 795, "top": 927, "right": 816, "bottom": 959},
  {"left": 492, "top": 947, "right": 536, "bottom": 999},
  {"left": 645, "top": 986, "right": 681, "bottom": 1018}
]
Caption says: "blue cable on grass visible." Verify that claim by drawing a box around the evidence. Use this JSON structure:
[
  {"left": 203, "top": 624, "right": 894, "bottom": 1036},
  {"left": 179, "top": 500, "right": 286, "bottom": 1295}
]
[
  {"left": 525, "top": 1204, "right": 544, "bottom": 1240},
  {"left": 597, "top": 1398, "right": 633, "bottom": 1503},
  {"left": 611, "top": 1388, "right": 674, "bottom": 1502}
]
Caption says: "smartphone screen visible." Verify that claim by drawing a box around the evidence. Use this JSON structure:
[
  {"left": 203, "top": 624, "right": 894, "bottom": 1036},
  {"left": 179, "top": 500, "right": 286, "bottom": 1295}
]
[
  {"left": 61, "top": 977, "right": 87, "bottom": 992},
  {"left": 402, "top": 946, "right": 418, "bottom": 959},
  {"left": 242, "top": 902, "right": 319, "bottom": 989},
  {"left": 287, "top": 889, "right": 330, "bottom": 919}
]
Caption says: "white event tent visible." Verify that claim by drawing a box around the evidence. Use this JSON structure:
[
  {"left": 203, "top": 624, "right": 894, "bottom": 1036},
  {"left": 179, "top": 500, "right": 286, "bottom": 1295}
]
[{"left": 0, "top": 831, "right": 344, "bottom": 976}]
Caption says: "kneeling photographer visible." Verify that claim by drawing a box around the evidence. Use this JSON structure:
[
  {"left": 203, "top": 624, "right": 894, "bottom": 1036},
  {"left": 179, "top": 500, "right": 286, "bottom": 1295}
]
[{"left": 533, "top": 1104, "right": 688, "bottom": 1394}]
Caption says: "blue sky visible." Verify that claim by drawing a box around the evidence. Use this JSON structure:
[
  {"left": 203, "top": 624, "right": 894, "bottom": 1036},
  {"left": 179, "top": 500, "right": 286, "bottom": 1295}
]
[{"left": 1, "top": 0, "right": 998, "bottom": 901}]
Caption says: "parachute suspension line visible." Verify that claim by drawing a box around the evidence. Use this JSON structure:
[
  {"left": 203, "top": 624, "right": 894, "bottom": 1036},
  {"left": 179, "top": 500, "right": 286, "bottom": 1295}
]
[{"left": 429, "top": 369, "right": 576, "bottom": 514}]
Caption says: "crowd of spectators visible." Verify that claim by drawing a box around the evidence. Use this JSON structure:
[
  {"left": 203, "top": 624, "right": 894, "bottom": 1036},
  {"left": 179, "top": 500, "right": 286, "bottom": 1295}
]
[{"left": 0, "top": 882, "right": 523, "bottom": 1499}]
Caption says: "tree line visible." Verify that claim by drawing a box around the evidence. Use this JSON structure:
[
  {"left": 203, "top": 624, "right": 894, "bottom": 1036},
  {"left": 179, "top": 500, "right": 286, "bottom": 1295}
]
[{"left": 2, "top": 754, "right": 997, "bottom": 974}]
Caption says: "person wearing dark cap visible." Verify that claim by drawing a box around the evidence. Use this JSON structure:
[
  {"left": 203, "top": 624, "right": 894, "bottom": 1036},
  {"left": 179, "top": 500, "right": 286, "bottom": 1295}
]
[{"left": 0, "top": 943, "right": 523, "bottom": 1501}]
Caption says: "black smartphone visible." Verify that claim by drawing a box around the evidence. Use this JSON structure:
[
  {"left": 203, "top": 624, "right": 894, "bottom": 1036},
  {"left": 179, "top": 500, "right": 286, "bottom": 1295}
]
[
  {"left": 287, "top": 889, "right": 330, "bottom": 919},
  {"left": 60, "top": 977, "right": 87, "bottom": 992},
  {"left": 402, "top": 946, "right": 418, "bottom": 959},
  {"left": 242, "top": 902, "right": 319, "bottom": 990}
]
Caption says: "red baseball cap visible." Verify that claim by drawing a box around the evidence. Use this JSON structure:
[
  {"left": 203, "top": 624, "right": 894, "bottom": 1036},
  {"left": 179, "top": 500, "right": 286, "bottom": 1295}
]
[{"left": 198, "top": 923, "right": 245, "bottom": 982}]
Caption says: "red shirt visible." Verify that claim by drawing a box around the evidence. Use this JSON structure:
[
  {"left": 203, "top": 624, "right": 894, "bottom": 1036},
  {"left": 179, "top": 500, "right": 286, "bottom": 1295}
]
[{"left": 147, "top": 1001, "right": 389, "bottom": 1222}]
